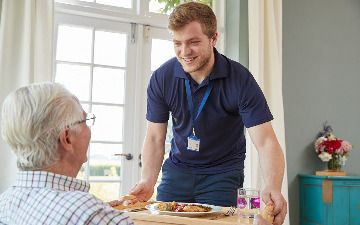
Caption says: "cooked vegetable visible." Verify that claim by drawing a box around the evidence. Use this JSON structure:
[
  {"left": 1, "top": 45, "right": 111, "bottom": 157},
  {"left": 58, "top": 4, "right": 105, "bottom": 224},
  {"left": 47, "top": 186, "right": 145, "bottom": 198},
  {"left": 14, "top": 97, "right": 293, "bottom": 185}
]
[{"left": 157, "top": 201, "right": 211, "bottom": 212}]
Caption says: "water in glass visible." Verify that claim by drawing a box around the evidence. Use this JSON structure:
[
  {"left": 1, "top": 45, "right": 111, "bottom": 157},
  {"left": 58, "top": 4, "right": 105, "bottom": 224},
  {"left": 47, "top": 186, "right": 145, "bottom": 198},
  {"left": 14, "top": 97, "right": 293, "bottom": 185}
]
[{"left": 237, "top": 188, "right": 260, "bottom": 218}]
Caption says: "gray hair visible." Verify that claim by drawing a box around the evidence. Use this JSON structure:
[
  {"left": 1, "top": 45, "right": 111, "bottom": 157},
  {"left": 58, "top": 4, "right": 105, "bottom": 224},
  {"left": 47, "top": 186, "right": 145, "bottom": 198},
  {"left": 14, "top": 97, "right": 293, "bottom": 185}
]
[{"left": 1, "top": 82, "right": 84, "bottom": 170}]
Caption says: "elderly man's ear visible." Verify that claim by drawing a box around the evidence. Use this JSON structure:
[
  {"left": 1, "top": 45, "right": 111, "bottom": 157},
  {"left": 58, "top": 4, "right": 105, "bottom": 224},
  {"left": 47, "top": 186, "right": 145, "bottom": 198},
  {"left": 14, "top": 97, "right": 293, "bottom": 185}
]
[{"left": 59, "top": 128, "right": 74, "bottom": 152}]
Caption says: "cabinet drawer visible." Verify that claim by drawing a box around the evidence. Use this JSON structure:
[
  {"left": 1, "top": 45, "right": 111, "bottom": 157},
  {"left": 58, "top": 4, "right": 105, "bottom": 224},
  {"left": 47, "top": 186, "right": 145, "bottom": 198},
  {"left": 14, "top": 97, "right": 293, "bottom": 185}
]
[
  {"left": 329, "top": 187, "right": 349, "bottom": 224},
  {"left": 350, "top": 188, "right": 360, "bottom": 223},
  {"left": 301, "top": 184, "right": 327, "bottom": 224}
]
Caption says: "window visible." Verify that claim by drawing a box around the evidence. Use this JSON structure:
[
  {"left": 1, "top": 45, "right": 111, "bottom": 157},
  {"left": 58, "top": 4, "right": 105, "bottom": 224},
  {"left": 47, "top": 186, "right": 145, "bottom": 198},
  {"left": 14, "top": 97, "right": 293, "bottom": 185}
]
[
  {"left": 54, "top": 16, "right": 133, "bottom": 201},
  {"left": 54, "top": 0, "right": 224, "bottom": 202}
]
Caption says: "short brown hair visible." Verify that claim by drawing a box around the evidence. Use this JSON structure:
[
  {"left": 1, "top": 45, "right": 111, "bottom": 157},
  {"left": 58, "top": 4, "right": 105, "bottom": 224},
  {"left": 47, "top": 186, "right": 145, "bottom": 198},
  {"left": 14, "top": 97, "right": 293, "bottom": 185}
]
[{"left": 168, "top": 2, "right": 217, "bottom": 38}]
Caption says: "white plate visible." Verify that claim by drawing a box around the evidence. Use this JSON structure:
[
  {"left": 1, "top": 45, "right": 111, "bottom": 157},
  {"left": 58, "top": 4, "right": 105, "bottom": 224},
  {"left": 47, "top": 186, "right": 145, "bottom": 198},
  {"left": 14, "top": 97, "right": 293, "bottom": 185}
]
[{"left": 145, "top": 202, "right": 221, "bottom": 217}]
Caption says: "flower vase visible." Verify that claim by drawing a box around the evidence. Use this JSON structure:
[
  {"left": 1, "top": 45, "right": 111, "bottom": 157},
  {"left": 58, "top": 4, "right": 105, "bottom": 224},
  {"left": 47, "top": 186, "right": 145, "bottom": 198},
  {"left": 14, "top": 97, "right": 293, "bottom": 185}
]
[{"left": 327, "top": 155, "right": 342, "bottom": 171}]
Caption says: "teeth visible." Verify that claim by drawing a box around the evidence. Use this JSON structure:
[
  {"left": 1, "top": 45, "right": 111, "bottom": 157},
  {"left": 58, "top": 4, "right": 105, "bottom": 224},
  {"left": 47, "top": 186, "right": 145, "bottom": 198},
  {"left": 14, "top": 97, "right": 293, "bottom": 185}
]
[{"left": 182, "top": 57, "right": 196, "bottom": 63}]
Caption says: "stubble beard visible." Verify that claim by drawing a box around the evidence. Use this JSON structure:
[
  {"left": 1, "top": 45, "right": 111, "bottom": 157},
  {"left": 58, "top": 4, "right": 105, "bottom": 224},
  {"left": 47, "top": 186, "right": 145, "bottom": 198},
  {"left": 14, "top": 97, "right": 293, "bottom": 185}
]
[{"left": 179, "top": 47, "right": 213, "bottom": 75}]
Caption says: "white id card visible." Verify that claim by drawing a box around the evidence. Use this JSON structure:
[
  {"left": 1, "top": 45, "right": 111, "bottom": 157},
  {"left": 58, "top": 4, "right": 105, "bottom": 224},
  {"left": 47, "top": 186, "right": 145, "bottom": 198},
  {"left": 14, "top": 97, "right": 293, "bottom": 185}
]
[{"left": 187, "top": 135, "right": 200, "bottom": 151}]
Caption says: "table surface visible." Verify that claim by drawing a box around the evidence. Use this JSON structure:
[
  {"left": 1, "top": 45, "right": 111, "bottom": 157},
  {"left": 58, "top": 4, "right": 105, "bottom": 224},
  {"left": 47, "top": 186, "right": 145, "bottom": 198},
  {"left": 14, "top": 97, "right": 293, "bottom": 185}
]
[{"left": 128, "top": 210, "right": 254, "bottom": 225}]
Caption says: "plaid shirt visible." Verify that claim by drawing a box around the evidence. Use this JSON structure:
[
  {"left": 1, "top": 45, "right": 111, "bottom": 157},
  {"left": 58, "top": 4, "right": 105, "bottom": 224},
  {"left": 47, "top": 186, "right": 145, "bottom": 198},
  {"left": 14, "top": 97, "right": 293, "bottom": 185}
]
[{"left": 0, "top": 171, "right": 133, "bottom": 225}]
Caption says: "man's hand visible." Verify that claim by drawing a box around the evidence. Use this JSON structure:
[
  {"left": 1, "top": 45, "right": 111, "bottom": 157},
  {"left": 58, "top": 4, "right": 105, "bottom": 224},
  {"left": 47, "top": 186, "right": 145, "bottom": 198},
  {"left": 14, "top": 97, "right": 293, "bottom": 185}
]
[
  {"left": 108, "top": 195, "right": 138, "bottom": 207},
  {"left": 129, "top": 179, "right": 155, "bottom": 202},
  {"left": 261, "top": 188, "right": 287, "bottom": 225},
  {"left": 253, "top": 214, "right": 272, "bottom": 225}
]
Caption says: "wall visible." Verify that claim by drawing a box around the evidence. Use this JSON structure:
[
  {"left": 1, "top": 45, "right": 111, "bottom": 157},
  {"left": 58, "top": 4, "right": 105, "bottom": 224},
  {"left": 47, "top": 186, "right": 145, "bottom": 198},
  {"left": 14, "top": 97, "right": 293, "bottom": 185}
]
[{"left": 283, "top": 0, "right": 360, "bottom": 224}]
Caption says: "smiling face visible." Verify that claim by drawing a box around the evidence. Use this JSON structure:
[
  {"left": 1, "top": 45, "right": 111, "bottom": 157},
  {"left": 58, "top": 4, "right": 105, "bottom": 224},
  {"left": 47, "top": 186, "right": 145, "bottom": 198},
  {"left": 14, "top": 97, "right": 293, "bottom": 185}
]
[{"left": 172, "top": 21, "right": 217, "bottom": 78}]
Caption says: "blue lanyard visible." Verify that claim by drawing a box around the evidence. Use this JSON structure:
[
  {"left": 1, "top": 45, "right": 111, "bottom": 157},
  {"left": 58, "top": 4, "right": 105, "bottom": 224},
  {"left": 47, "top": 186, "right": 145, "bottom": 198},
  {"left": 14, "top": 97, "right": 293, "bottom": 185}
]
[{"left": 185, "top": 79, "right": 213, "bottom": 133}]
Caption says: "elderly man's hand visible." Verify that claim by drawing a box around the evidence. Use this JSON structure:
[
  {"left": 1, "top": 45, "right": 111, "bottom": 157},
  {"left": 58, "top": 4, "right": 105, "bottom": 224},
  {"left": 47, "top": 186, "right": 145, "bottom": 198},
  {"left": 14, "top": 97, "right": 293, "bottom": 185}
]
[{"left": 261, "top": 188, "right": 287, "bottom": 225}]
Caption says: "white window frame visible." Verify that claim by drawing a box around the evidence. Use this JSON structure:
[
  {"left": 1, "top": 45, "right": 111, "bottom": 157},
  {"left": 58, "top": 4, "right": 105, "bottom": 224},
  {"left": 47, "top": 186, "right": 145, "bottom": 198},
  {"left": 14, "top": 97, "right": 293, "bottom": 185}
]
[{"left": 54, "top": 13, "right": 140, "bottom": 193}]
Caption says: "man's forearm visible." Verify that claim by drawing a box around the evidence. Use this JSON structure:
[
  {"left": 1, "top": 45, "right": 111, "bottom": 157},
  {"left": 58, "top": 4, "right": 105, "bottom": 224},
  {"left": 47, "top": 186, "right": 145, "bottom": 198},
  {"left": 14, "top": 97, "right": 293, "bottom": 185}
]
[
  {"left": 248, "top": 123, "right": 287, "bottom": 224},
  {"left": 259, "top": 141, "right": 284, "bottom": 190},
  {"left": 248, "top": 122, "right": 285, "bottom": 191},
  {"left": 141, "top": 137, "right": 165, "bottom": 186}
]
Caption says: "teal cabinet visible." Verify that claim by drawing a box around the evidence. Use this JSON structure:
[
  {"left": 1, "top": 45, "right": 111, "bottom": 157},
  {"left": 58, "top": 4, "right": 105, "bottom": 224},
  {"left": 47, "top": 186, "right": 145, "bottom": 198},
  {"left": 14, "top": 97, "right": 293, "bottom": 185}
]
[
  {"left": 299, "top": 174, "right": 360, "bottom": 225},
  {"left": 350, "top": 188, "right": 360, "bottom": 223}
]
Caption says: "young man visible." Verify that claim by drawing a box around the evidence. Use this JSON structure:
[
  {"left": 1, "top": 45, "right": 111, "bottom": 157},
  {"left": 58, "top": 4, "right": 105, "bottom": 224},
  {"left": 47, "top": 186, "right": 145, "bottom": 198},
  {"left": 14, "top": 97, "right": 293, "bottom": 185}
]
[
  {"left": 0, "top": 83, "right": 133, "bottom": 225},
  {"left": 131, "top": 2, "right": 287, "bottom": 225}
]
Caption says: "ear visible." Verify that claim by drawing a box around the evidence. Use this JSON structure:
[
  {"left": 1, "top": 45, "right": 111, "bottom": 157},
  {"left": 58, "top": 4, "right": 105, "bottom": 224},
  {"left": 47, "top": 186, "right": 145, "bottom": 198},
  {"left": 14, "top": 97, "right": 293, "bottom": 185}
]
[
  {"left": 59, "top": 128, "right": 73, "bottom": 152},
  {"left": 211, "top": 32, "right": 218, "bottom": 46}
]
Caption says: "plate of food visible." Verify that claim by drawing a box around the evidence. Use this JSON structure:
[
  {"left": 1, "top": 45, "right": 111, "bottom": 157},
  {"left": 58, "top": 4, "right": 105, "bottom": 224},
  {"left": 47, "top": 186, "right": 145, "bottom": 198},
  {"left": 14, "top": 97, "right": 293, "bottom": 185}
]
[{"left": 145, "top": 201, "right": 221, "bottom": 217}]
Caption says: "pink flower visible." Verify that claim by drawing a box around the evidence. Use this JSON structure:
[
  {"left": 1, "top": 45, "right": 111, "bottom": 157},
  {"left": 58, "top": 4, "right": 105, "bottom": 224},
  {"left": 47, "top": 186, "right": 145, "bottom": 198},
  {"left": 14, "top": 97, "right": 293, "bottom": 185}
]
[
  {"left": 335, "top": 148, "right": 344, "bottom": 154},
  {"left": 315, "top": 137, "right": 326, "bottom": 153},
  {"left": 341, "top": 141, "right": 352, "bottom": 153}
]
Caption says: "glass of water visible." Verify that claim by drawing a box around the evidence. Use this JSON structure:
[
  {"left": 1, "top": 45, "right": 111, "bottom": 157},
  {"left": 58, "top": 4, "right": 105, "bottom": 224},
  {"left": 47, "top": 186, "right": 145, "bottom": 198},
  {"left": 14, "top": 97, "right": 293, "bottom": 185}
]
[{"left": 237, "top": 188, "right": 260, "bottom": 218}]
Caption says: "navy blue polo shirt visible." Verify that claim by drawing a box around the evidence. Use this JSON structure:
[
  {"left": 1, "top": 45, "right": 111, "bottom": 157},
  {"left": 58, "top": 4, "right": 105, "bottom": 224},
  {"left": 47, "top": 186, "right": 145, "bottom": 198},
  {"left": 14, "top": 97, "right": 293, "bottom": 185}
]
[{"left": 146, "top": 49, "right": 273, "bottom": 174}]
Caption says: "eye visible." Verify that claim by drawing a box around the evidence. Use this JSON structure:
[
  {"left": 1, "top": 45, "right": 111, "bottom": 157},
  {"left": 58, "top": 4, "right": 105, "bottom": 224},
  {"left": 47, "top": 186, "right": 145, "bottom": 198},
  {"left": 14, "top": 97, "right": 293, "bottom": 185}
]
[{"left": 191, "top": 41, "right": 200, "bottom": 45}]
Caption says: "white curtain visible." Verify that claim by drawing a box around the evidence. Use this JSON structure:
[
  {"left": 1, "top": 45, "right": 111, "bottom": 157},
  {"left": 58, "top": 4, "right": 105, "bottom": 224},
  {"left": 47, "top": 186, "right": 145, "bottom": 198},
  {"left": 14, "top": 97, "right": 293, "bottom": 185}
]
[
  {"left": 246, "top": 0, "right": 290, "bottom": 224},
  {"left": 0, "top": 0, "right": 54, "bottom": 193}
]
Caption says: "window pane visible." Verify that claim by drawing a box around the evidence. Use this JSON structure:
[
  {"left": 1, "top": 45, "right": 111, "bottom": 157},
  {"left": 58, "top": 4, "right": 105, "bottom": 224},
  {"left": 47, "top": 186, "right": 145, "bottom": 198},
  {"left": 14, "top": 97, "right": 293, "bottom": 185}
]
[
  {"left": 151, "top": 39, "right": 174, "bottom": 71},
  {"left": 149, "top": 0, "right": 170, "bottom": 15},
  {"left": 77, "top": 164, "right": 86, "bottom": 179},
  {"left": 94, "top": 30, "right": 127, "bottom": 67},
  {"left": 55, "top": 63, "right": 91, "bottom": 101},
  {"left": 91, "top": 105, "right": 123, "bottom": 142},
  {"left": 81, "top": 103, "right": 90, "bottom": 113},
  {"left": 90, "top": 182, "right": 120, "bottom": 202},
  {"left": 149, "top": 0, "right": 212, "bottom": 14},
  {"left": 93, "top": 67, "right": 125, "bottom": 104},
  {"left": 165, "top": 144, "right": 171, "bottom": 154},
  {"left": 165, "top": 118, "right": 172, "bottom": 153},
  {"left": 89, "top": 143, "right": 122, "bottom": 178},
  {"left": 56, "top": 25, "right": 92, "bottom": 63},
  {"left": 166, "top": 117, "right": 173, "bottom": 143},
  {"left": 96, "top": 0, "right": 131, "bottom": 8}
]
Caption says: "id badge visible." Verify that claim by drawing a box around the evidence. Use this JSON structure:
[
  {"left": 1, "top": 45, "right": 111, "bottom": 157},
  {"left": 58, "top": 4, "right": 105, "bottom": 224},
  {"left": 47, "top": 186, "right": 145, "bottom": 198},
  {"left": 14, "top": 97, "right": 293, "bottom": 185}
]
[{"left": 187, "top": 134, "right": 200, "bottom": 151}]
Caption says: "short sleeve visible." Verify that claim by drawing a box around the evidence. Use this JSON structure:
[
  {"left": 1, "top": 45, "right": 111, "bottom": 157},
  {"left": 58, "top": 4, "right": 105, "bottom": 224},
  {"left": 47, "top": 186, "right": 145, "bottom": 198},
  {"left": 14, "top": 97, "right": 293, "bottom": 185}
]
[
  {"left": 238, "top": 71, "right": 273, "bottom": 128},
  {"left": 146, "top": 71, "right": 170, "bottom": 123}
]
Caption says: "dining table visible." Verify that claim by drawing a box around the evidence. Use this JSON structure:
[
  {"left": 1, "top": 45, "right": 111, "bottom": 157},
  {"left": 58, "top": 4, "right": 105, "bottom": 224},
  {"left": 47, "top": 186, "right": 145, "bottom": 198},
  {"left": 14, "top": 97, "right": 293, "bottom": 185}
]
[{"left": 128, "top": 208, "right": 254, "bottom": 225}]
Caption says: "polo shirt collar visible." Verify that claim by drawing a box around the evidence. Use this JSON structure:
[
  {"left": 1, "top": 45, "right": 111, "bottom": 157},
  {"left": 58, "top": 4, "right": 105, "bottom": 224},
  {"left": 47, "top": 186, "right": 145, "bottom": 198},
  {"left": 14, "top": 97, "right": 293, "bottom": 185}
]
[{"left": 174, "top": 48, "right": 229, "bottom": 80}]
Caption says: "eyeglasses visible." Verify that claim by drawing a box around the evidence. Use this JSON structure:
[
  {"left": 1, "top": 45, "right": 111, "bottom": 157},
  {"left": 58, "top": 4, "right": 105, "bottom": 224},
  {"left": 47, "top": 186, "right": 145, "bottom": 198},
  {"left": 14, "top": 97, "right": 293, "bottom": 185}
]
[{"left": 69, "top": 113, "right": 96, "bottom": 127}]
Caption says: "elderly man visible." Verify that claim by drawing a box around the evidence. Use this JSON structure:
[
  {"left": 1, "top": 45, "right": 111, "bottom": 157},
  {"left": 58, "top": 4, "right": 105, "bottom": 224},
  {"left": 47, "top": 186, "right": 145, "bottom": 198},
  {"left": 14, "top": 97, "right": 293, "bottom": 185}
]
[{"left": 0, "top": 83, "right": 133, "bottom": 225}]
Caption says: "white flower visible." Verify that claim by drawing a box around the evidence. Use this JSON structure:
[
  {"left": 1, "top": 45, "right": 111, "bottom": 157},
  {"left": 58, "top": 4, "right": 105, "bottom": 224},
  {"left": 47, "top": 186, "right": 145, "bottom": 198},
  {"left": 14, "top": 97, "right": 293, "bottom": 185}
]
[
  {"left": 327, "top": 133, "right": 336, "bottom": 140},
  {"left": 318, "top": 152, "right": 332, "bottom": 162},
  {"left": 340, "top": 155, "right": 348, "bottom": 165}
]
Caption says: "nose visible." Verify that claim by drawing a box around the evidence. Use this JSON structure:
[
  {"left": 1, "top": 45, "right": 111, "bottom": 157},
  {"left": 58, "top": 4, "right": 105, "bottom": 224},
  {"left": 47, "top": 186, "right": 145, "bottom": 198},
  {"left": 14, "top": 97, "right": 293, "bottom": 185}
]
[{"left": 179, "top": 44, "right": 191, "bottom": 56}]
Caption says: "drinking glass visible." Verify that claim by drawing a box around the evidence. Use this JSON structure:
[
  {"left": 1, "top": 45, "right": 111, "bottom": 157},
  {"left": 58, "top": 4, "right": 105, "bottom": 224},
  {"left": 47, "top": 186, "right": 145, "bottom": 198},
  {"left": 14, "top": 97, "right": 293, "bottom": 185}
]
[{"left": 237, "top": 188, "right": 260, "bottom": 218}]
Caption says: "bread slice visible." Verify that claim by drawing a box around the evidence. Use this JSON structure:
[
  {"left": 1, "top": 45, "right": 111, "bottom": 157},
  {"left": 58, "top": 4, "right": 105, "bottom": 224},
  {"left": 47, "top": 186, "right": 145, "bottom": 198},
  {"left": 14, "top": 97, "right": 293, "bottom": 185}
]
[
  {"left": 113, "top": 201, "right": 152, "bottom": 210},
  {"left": 122, "top": 194, "right": 136, "bottom": 201},
  {"left": 260, "top": 204, "right": 274, "bottom": 224}
]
